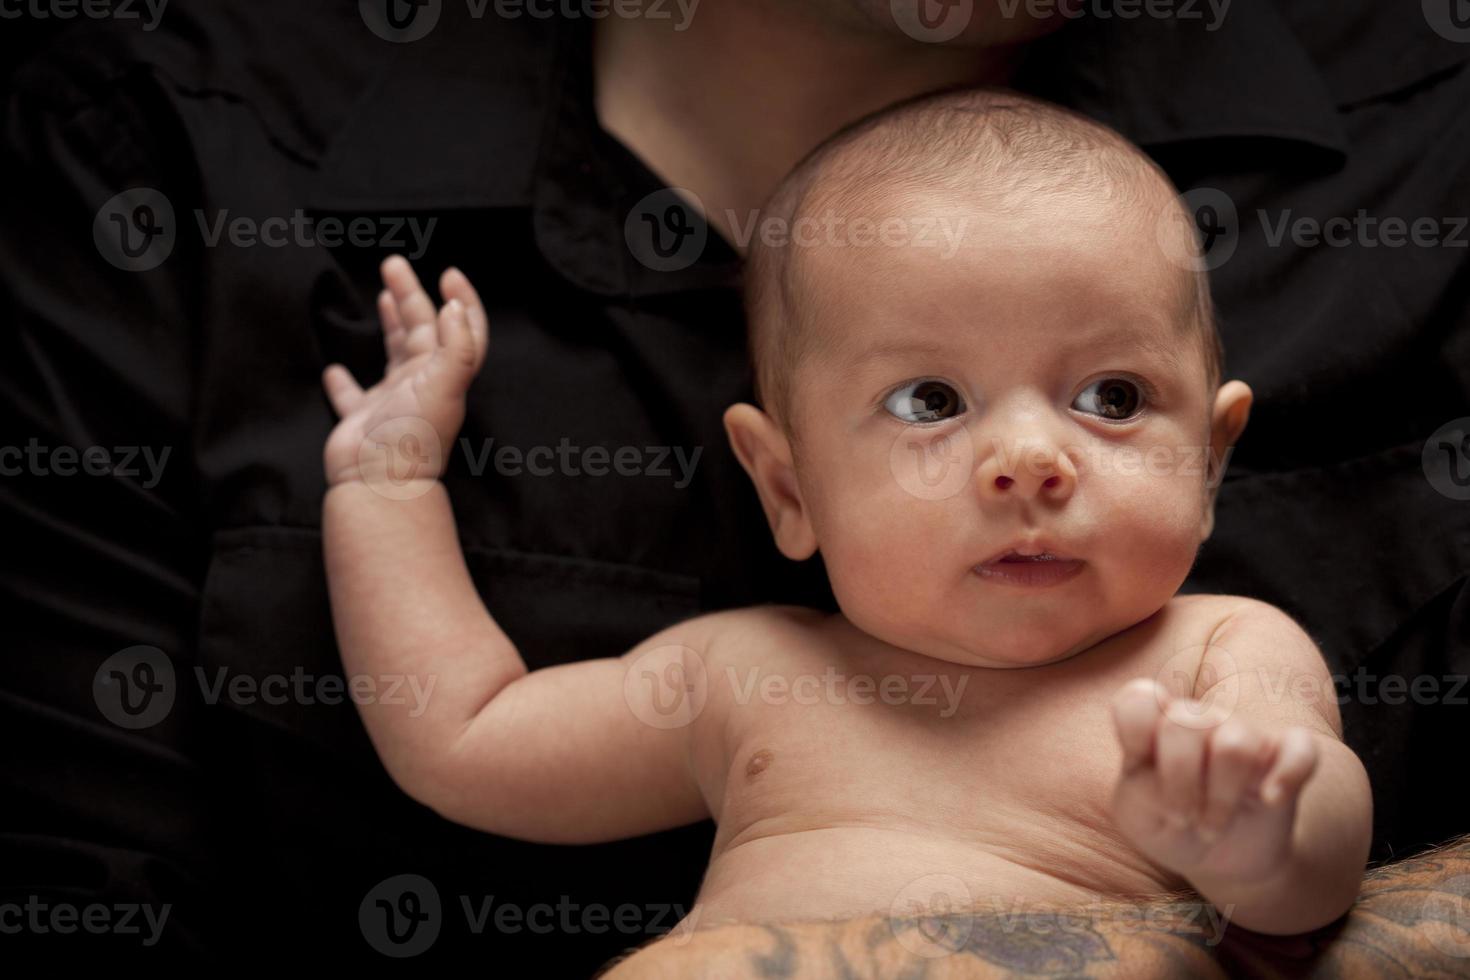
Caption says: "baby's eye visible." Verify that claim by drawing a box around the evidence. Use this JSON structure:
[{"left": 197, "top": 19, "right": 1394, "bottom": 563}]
[
  {"left": 1073, "top": 378, "right": 1145, "bottom": 421},
  {"left": 883, "top": 379, "right": 966, "bottom": 423}
]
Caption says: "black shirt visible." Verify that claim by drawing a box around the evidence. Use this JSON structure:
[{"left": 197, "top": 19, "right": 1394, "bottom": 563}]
[{"left": 3, "top": 1, "right": 1467, "bottom": 970}]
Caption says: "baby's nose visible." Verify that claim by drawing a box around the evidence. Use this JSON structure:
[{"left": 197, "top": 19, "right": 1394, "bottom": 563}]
[{"left": 978, "top": 437, "right": 1078, "bottom": 500}]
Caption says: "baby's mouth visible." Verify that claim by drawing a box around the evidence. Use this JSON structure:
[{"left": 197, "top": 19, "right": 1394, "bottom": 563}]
[{"left": 974, "top": 546, "right": 1084, "bottom": 587}]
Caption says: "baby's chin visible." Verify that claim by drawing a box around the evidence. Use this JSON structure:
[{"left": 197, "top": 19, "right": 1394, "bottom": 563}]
[
  {"left": 846, "top": 593, "right": 1140, "bottom": 669},
  {"left": 849, "top": 603, "right": 1125, "bottom": 670}
]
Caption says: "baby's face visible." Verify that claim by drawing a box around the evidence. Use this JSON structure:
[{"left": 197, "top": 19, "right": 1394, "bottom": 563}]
[{"left": 780, "top": 186, "right": 1225, "bottom": 668}]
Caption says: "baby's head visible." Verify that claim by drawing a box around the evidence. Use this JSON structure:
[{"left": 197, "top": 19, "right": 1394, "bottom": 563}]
[{"left": 725, "top": 88, "right": 1253, "bottom": 669}]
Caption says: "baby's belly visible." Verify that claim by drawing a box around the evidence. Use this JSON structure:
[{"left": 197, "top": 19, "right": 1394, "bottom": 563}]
[{"left": 686, "top": 824, "right": 1160, "bottom": 931}]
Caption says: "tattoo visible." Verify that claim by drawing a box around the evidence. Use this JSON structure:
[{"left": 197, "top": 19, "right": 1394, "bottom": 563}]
[
  {"left": 885, "top": 912, "right": 1116, "bottom": 973},
  {"left": 600, "top": 836, "right": 1470, "bottom": 979},
  {"left": 750, "top": 925, "right": 799, "bottom": 978}
]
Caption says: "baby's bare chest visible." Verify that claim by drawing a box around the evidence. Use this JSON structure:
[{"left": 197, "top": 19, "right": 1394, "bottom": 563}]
[{"left": 699, "top": 609, "right": 1211, "bottom": 852}]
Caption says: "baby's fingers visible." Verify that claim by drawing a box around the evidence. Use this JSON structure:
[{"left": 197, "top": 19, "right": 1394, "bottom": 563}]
[
  {"left": 382, "top": 254, "right": 438, "bottom": 357},
  {"left": 1201, "top": 719, "right": 1269, "bottom": 835},
  {"left": 322, "top": 364, "right": 364, "bottom": 417},
  {"left": 440, "top": 266, "right": 488, "bottom": 371},
  {"left": 427, "top": 299, "right": 478, "bottom": 394},
  {"left": 1112, "top": 678, "right": 1166, "bottom": 773},
  {"left": 1260, "top": 727, "right": 1318, "bottom": 806},
  {"left": 378, "top": 288, "right": 407, "bottom": 367}
]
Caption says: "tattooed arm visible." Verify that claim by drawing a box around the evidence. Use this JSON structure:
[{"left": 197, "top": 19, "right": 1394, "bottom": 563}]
[{"left": 597, "top": 836, "right": 1470, "bottom": 979}]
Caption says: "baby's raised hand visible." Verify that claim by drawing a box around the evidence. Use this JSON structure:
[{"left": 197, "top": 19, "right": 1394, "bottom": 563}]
[
  {"left": 321, "top": 255, "right": 488, "bottom": 490},
  {"left": 1109, "top": 678, "right": 1319, "bottom": 886}
]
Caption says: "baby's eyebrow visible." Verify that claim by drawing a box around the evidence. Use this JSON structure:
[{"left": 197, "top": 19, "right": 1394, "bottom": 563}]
[
  {"left": 836, "top": 338, "right": 951, "bottom": 369},
  {"left": 1071, "top": 328, "right": 1186, "bottom": 373}
]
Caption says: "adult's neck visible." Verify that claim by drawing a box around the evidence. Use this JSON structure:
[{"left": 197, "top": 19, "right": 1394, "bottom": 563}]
[{"left": 593, "top": 2, "right": 1030, "bottom": 252}]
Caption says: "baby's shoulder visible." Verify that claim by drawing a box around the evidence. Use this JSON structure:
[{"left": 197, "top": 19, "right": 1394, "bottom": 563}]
[
  {"left": 689, "top": 603, "right": 833, "bottom": 659},
  {"left": 1162, "top": 592, "right": 1315, "bottom": 641},
  {"left": 646, "top": 603, "right": 832, "bottom": 673},
  {"left": 1155, "top": 592, "right": 1294, "bottom": 637}
]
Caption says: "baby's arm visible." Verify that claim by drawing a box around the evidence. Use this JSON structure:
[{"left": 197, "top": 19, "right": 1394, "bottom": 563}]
[
  {"left": 320, "top": 257, "right": 711, "bottom": 844},
  {"left": 1110, "top": 598, "right": 1372, "bottom": 935}
]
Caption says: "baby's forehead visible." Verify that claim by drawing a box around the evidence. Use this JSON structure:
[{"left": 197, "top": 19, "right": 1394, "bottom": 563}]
[{"left": 783, "top": 172, "right": 1199, "bottom": 320}]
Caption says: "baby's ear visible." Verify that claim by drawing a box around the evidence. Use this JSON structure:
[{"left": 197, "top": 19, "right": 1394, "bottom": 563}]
[
  {"left": 723, "top": 403, "right": 817, "bottom": 560},
  {"left": 1201, "top": 380, "right": 1253, "bottom": 540}
]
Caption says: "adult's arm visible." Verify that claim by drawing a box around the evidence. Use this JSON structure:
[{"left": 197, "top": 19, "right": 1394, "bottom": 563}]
[{"left": 598, "top": 835, "right": 1470, "bottom": 978}]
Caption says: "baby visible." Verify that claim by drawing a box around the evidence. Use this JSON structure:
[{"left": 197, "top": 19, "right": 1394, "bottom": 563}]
[{"left": 319, "top": 88, "right": 1372, "bottom": 945}]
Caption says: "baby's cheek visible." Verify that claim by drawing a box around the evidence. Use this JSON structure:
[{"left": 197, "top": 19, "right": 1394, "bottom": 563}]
[
  {"left": 811, "top": 482, "right": 954, "bottom": 623},
  {"left": 1103, "top": 472, "right": 1204, "bottom": 584}
]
